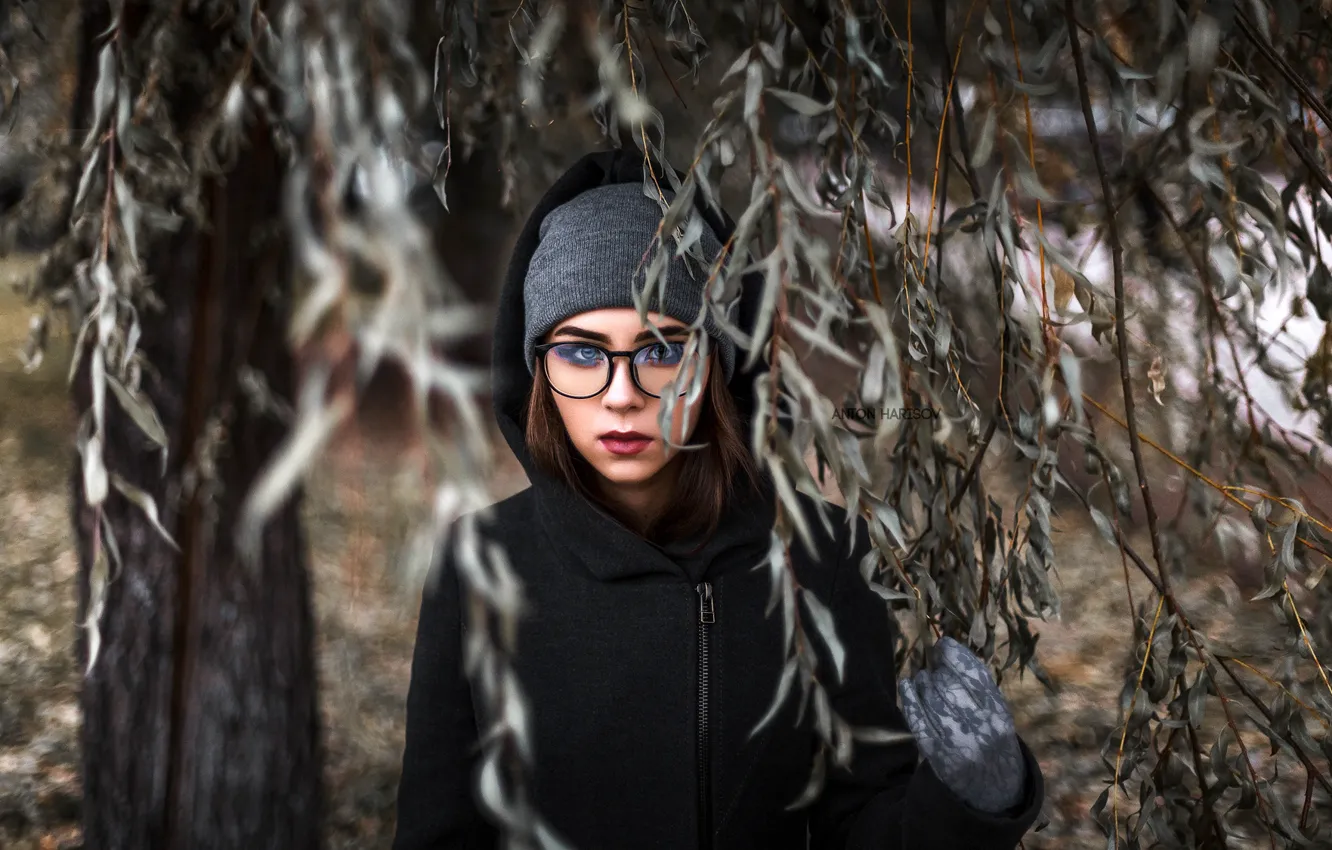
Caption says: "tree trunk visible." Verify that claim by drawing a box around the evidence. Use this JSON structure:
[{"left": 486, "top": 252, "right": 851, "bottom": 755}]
[{"left": 69, "top": 10, "right": 324, "bottom": 849}]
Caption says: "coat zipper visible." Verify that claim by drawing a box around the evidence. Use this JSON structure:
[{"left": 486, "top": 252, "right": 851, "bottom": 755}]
[{"left": 696, "top": 581, "right": 714, "bottom": 850}]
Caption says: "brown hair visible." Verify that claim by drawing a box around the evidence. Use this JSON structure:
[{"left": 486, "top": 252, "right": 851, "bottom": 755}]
[{"left": 523, "top": 352, "right": 762, "bottom": 545}]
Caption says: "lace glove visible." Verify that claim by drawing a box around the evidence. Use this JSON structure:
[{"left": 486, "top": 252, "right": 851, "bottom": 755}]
[{"left": 897, "top": 637, "right": 1027, "bottom": 814}]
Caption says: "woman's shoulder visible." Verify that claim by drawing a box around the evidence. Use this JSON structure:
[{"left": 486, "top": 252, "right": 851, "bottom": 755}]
[
  {"left": 434, "top": 487, "right": 540, "bottom": 559},
  {"left": 483, "top": 485, "right": 539, "bottom": 527},
  {"left": 784, "top": 490, "right": 869, "bottom": 583},
  {"left": 452, "top": 485, "right": 540, "bottom": 533}
]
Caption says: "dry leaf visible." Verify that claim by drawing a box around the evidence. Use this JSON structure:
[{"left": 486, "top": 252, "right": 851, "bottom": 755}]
[
  {"left": 1147, "top": 355, "right": 1166, "bottom": 406},
  {"left": 1053, "top": 266, "right": 1076, "bottom": 314}
]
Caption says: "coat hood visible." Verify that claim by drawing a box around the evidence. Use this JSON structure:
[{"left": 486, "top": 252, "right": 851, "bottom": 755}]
[{"left": 490, "top": 149, "right": 779, "bottom": 582}]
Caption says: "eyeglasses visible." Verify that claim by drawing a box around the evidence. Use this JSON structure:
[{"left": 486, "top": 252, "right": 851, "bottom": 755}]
[{"left": 534, "top": 340, "right": 700, "bottom": 399}]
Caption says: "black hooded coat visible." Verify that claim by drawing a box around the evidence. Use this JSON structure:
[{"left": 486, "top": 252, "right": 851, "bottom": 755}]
[{"left": 391, "top": 150, "right": 1046, "bottom": 850}]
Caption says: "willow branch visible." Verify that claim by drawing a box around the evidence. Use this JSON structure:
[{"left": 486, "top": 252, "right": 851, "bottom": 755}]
[{"left": 1065, "top": 2, "right": 1174, "bottom": 600}]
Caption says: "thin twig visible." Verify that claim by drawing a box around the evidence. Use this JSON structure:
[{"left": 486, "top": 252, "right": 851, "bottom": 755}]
[{"left": 1066, "top": 1, "right": 1174, "bottom": 599}]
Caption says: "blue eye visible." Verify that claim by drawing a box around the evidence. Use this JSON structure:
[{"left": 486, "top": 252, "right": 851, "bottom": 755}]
[
  {"left": 637, "top": 342, "right": 685, "bottom": 366},
  {"left": 551, "top": 344, "right": 605, "bottom": 367}
]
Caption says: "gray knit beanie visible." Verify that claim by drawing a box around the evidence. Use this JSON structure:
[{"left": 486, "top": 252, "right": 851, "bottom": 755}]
[{"left": 523, "top": 182, "right": 737, "bottom": 382}]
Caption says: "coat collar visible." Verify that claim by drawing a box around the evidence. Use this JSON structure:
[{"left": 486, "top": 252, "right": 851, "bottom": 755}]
[
  {"left": 531, "top": 465, "right": 685, "bottom": 582},
  {"left": 504, "top": 425, "right": 777, "bottom": 584}
]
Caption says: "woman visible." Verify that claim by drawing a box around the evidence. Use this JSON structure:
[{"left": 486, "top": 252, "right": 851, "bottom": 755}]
[{"left": 392, "top": 150, "right": 1045, "bottom": 850}]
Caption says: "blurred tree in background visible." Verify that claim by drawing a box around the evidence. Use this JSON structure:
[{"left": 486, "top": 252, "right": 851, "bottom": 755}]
[{"left": 1, "top": 0, "right": 1330, "bottom": 848}]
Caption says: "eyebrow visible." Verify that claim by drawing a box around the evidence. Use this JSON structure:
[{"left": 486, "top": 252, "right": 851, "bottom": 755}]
[{"left": 550, "top": 324, "right": 691, "bottom": 344}]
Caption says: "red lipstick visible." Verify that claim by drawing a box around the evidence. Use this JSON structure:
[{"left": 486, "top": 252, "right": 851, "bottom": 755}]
[{"left": 599, "top": 430, "right": 652, "bottom": 456}]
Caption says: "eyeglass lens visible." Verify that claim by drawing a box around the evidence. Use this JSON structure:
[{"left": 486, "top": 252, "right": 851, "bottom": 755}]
[{"left": 544, "top": 342, "right": 697, "bottom": 397}]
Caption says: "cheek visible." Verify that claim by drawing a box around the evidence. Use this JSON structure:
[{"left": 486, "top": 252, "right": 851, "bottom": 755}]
[
  {"left": 669, "top": 363, "right": 711, "bottom": 443},
  {"left": 662, "top": 395, "right": 707, "bottom": 446},
  {"left": 552, "top": 395, "right": 593, "bottom": 443}
]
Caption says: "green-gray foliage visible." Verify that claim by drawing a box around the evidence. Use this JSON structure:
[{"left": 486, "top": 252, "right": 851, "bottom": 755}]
[{"left": 3, "top": 0, "right": 1331, "bottom": 847}]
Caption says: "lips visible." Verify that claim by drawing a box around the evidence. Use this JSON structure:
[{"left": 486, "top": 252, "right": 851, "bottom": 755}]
[{"left": 599, "top": 431, "right": 652, "bottom": 456}]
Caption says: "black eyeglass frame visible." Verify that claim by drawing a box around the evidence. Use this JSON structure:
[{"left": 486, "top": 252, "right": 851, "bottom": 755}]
[{"left": 533, "top": 340, "right": 695, "bottom": 399}]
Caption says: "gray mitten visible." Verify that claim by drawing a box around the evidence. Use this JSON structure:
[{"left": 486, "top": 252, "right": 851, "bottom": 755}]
[{"left": 897, "top": 637, "right": 1026, "bottom": 813}]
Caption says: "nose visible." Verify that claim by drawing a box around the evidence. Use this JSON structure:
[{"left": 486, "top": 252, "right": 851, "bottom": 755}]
[{"left": 601, "top": 355, "right": 645, "bottom": 410}]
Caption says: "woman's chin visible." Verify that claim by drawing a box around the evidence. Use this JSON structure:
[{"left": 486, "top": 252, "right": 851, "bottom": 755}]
[
  {"left": 584, "top": 446, "right": 669, "bottom": 485},
  {"left": 590, "top": 458, "right": 663, "bottom": 486}
]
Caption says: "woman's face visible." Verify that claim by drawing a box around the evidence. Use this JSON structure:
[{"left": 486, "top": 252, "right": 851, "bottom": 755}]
[{"left": 542, "top": 308, "right": 711, "bottom": 489}]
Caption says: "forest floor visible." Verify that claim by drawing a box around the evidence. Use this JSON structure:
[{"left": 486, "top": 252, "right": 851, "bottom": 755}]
[{"left": 0, "top": 254, "right": 1328, "bottom": 849}]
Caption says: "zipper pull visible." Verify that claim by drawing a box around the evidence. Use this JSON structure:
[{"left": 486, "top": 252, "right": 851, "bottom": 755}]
[{"left": 697, "top": 581, "right": 715, "bottom": 624}]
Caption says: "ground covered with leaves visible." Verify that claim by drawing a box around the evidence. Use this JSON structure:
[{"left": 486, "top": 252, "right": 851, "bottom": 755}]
[{"left": 0, "top": 266, "right": 1325, "bottom": 848}]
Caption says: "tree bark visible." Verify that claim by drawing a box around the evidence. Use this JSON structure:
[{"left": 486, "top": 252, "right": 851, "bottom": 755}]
[{"left": 68, "top": 7, "right": 323, "bottom": 849}]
